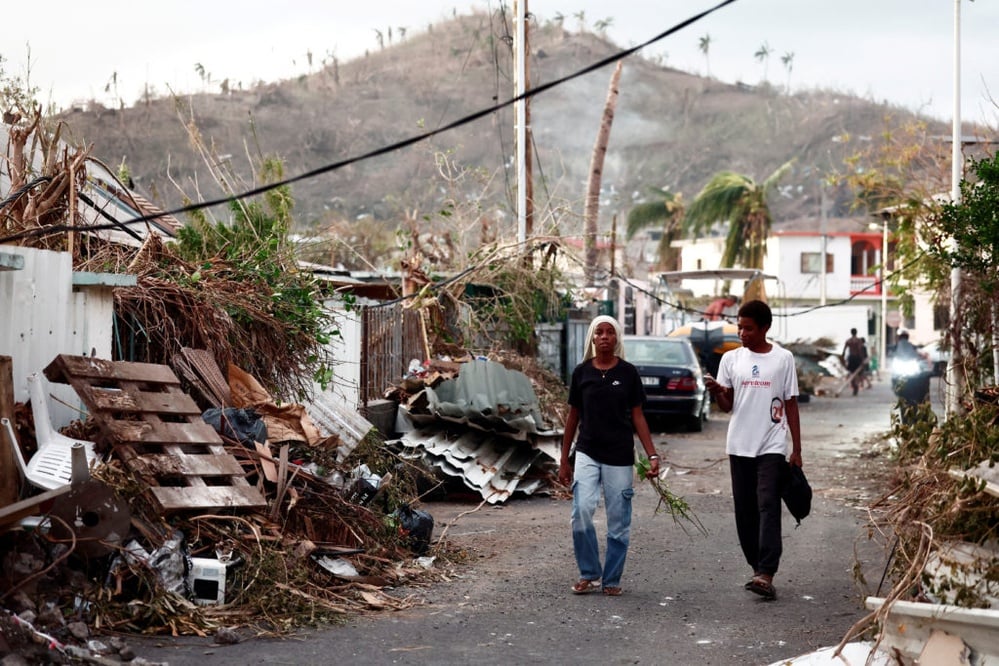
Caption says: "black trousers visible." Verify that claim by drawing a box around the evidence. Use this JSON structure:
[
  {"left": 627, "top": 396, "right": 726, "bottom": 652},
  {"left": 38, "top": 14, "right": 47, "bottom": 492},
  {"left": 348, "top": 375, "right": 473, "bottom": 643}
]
[{"left": 729, "top": 453, "right": 785, "bottom": 576}]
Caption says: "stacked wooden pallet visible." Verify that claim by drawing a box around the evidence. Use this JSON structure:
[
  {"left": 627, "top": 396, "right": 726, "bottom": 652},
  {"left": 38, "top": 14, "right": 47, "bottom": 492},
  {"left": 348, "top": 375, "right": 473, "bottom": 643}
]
[{"left": 44, "top": 354, "right": 266, "bottom": 513}]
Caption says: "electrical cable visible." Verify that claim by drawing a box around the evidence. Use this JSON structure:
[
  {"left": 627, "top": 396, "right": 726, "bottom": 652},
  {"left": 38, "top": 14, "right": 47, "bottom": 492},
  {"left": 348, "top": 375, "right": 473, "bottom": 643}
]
[{"left": 0, "top": 0, "right": 739, "bottom": 244}]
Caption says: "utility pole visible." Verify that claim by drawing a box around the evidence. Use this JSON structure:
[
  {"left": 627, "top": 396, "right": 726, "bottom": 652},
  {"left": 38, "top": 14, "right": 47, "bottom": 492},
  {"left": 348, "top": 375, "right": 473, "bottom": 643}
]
[
  {"left": 514, "top": 0, "right": 532, "bottom": 245},
  {"left": 946, "top": 0, "right": 963, "bottom": 417},
  {"left": 819, "top": 185, "right": 827, "bottom": 306}
]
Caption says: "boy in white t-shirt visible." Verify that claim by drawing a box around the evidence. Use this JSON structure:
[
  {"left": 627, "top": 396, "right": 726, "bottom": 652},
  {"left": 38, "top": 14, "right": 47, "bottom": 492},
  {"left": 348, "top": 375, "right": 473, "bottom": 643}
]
[{"left": 704, "top": 300, "right": 802, "bottom": 601}]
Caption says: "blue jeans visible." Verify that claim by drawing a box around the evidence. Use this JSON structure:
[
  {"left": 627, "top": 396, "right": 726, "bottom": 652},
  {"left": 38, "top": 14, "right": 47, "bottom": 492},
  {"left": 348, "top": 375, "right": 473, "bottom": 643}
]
[{"left": 571, "top": 451, "right": 635, "bottom": 588}]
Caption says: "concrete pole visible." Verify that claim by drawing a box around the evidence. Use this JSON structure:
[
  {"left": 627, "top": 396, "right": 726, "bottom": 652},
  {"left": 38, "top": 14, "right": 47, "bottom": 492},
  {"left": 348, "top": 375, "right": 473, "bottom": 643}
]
[
  {"left": 819, "top": 185, "right": 827, "bottom": 306},
  {"left": 946, "top": 0, "right": 963, "bottom": 417},
  {"left": 880, "top": 218, "right": 888, "bottom": 378}
]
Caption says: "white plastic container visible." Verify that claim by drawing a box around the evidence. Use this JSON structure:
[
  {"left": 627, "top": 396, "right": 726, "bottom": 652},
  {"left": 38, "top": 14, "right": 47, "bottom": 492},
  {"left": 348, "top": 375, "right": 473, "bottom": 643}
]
[{"left": 188, "top": 557, "right": 228, "bottom": 606}]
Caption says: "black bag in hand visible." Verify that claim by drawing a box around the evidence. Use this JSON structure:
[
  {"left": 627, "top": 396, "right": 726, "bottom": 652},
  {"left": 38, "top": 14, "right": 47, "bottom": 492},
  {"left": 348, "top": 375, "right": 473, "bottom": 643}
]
[{"left": 781, "top": 463, "right": 812, "bottom": 526}]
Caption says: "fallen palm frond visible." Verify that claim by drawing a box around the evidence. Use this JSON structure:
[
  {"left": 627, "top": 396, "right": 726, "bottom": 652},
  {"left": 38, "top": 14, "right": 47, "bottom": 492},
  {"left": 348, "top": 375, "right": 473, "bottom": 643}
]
[{"left": 635, "top": 455, "right": 707, "bottom": 536}]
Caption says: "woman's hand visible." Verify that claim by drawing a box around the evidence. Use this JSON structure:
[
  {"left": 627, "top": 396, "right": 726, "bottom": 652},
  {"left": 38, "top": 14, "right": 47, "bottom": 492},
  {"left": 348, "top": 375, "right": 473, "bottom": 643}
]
[
  {"left": 558, "top": 460, "right": 573, "bottom": 486},
  {"left": 646, "top": 457, "right": 661, "bottom": 479}
]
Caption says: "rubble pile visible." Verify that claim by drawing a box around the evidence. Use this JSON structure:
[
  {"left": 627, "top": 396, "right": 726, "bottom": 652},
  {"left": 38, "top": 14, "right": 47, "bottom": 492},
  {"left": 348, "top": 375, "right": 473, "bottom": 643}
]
[
  {"left": 0, "top": 351, "right": 450, "bottom": 662},
  {"left": 836, "top": 388, "right": 999, "bottom": 659}
]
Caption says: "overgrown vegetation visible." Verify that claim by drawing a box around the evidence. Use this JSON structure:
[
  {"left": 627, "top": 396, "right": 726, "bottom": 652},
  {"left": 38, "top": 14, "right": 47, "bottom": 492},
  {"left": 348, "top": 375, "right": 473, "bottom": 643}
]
[{"left": 830, "top": 119, "right": 999, "bottom": 654}]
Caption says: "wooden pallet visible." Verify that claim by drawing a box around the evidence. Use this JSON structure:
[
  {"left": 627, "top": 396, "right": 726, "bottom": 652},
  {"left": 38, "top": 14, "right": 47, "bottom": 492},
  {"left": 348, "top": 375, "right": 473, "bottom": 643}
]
[{"left": 44, "top": 354, "right": 266, "bottom": 513}]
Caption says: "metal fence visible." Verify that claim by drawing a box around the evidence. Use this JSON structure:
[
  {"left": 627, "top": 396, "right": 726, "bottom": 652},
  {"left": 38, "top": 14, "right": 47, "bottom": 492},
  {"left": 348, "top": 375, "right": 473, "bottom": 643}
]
[{"left": 360, "top": 303, "right": 425, "bottom": 412}]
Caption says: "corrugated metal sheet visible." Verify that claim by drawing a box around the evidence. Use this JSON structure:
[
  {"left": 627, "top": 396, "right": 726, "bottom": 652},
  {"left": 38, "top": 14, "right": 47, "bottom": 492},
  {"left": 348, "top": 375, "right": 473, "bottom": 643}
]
[
  {"left": 304, "top": 389, "right": 375, "bottom": 463},
  {"left": 396, "top": 427, "right": 559, "bottom": 504},
  {"left": 393, "top": 359, "right": 561, "bottom": 503},
  {"left": 404, "top": 359, "right": 553, "bottom": 439},
  {"left": 0, "top": 246, "right": 120, "bottom": 426}
]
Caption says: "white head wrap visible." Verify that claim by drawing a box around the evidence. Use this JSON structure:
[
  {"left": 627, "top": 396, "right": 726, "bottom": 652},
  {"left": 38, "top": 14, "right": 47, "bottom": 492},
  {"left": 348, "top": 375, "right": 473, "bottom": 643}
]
[{"left": 582, "top": 315, "right": 625, "bottom": 362}]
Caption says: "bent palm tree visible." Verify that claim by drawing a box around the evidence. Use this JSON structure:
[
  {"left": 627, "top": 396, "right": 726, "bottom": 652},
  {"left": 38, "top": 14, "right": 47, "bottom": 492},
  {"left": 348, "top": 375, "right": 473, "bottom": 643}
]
[
  {"left": 684, "top": 160, "right": 794, "bottom": 270},
  {"left": 625, "top": 190, "right": 685, "bottom": 270}
]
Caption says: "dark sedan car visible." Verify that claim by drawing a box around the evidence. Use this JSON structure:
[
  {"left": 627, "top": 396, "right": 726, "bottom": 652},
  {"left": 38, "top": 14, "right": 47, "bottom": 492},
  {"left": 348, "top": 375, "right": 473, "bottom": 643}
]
[{"left": 623, "top": 335, "right": 710, "bottom": 432}]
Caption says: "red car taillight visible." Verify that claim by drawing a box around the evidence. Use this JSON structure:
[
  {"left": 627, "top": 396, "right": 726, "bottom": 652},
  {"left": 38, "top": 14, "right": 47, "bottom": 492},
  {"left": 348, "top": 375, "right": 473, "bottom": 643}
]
[{"left": 666, "top": 377, "right": 697, "bottom": 392}]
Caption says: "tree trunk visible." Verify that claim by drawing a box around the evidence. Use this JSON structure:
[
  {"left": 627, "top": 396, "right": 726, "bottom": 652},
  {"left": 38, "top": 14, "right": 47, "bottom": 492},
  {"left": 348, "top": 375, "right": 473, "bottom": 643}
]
[{"left": 583, "top": 60, "right": 623, "bottom": 284}]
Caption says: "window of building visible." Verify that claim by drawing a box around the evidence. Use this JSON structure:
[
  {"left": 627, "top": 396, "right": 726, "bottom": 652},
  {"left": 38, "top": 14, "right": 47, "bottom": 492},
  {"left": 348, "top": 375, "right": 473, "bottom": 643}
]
[{"left": 800, "top": 252, "right": 834, "bottom": 274}]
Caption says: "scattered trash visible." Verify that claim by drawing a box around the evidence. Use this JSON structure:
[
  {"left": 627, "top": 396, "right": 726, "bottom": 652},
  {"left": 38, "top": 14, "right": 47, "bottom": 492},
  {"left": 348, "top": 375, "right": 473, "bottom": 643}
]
[
  {"left": 188, "top": 557, "right": 231, "bottom": 606},
  {"left": 202, "top": 407, "right": 268, "bottom": 447},
  {"left": 313, "top": 556, "right": 359, "bottom": 578},
  {"left": 394, "top": 504, "right": 435, "bottom": 556}
]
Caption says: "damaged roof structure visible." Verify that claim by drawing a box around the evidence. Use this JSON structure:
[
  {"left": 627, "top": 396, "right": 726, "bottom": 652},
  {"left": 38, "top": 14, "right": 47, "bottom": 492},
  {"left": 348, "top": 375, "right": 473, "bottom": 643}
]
[{"left": 391, "top": 359, "right": 561, "bottom": 504}]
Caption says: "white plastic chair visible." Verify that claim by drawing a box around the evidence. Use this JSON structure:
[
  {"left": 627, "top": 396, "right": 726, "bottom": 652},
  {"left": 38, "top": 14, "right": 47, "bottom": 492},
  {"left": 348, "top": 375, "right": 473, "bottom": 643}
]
[{"left": 8, "top": 373, "right": 100, "bottom": 490}]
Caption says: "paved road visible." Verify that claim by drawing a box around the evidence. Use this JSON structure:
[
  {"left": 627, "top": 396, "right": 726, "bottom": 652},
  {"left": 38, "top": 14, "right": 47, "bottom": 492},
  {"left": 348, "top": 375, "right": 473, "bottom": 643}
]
[{"left": 135, "top": 376, "right": 915, "bottom": 666}]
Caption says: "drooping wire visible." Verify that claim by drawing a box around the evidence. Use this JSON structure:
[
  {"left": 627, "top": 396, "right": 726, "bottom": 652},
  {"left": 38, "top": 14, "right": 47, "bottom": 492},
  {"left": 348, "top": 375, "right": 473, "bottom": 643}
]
[{"left": 0, "top": 0, "right": 740, "bottom": 244}]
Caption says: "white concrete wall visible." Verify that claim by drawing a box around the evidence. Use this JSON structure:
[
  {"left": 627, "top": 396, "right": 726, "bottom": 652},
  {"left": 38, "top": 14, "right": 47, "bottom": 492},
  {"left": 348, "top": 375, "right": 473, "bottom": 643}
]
[{"left": 772, "top": 305, "right": 874, "bottom": 349}]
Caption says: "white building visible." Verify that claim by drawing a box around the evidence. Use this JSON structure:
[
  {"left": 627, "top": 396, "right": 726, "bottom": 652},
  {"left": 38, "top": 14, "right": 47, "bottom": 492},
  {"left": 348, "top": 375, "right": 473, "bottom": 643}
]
[{"left": 669, "top": 228, "right": 943, "bottom": 356}]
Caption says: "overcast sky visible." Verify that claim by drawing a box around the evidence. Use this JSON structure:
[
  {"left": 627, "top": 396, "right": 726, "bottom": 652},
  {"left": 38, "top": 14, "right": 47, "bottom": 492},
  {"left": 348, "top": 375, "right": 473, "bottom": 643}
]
[{"left": 2, "top": 1, "right": 996, "bottom": 126}]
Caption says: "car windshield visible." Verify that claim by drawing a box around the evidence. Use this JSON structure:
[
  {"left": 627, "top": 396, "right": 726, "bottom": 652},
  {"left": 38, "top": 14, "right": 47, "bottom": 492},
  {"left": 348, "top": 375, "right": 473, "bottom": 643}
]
[{"left": 624, "top": 339, "right": 693, "bottom": 365}]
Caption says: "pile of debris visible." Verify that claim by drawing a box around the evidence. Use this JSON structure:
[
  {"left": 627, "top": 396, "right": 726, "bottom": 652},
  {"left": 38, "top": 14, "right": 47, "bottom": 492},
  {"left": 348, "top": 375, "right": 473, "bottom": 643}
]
[
  {"left": 384, "top": 356, "right": 563, "bottom": 504},
  {"left": 836, "top": 387, "right": 999, "bottom": 662},
  {"left": 0, "top": 351, "right": 448, "bottom": 661}
]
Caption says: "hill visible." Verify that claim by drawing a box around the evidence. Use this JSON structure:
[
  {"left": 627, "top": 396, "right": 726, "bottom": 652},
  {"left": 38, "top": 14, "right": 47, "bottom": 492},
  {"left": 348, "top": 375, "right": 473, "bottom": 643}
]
[{"left": 54, "top": 11, "right": 951, "bottom": 263}]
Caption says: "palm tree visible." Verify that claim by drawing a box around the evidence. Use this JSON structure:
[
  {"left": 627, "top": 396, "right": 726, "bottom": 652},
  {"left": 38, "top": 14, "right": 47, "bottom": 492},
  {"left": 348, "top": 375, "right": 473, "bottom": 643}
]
[
  {"left": 781, "top": 52, "right": 795, "bottom": 92},
  {"left": 594, "top": 17, "right": 614, "bottom": 36},
  {"left": 754, "top": 42, "right": 772, "bottom": 83},
  {"left": 625, "top": 190, "right": 685, "bottom": 270},
  {"left": 583, "top": 60, "right": 624, "bottom": 283},
  {"left": 698, "top": 34, "right": 712, "bottom": 77},
  {"left": 684, "top": 160, "right": 795, "bottom": 270}
]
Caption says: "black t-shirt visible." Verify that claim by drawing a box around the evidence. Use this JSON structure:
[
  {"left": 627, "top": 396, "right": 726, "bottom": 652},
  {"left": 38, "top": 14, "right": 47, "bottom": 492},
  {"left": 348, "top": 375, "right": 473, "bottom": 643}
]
[{"left": 568, "top": 359, "right": 646, "bottom": 467}]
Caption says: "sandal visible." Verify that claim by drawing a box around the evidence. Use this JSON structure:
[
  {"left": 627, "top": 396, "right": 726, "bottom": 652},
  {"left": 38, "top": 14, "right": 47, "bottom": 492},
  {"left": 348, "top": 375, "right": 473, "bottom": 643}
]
[
  {"left": 602, "top": 586, "right": 622, "bottom": 596},
  {"left": 571, "top": 579, "right": 600, "bottom": 594},
  {"left": 747, "top": 574, "right": 776, "bottom": 600}
]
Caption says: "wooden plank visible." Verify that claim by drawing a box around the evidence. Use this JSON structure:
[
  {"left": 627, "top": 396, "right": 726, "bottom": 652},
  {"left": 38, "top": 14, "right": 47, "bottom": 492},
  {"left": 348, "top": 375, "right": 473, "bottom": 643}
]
[
  {"left": 150, "top": 485, "right": 268, "bottom": 511},
  {"left": 0, "top": 485, "right": 71, "bottom": 530},
  {"left": 0, "top": 356, "right": 18, "bottom": 506},
  {"left": 81, "top": 384, "right": 202, "bottom": 416},
  {"left": 44, "top": 355, "right": 182, "bottom": 386},
  {"left": 104, "top": 420, "right": 222, "bottom": 446},
  {"left": 130, "top": 453, "right": 246, "bottom": 478}
]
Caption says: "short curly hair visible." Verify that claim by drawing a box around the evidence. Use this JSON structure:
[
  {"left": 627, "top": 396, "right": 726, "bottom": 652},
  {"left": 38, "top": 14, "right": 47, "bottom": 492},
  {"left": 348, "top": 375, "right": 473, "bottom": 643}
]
[{"left": 737, "top": 299, "right": 772, "bottom": 330}]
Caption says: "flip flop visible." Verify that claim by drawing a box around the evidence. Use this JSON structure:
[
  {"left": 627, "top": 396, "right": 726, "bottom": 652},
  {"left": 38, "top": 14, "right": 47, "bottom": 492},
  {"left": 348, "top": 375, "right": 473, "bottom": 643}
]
[
  {"left": 748, "top": 574, "right": 777, "bottom": 600},
  {"left": 571, "top": 579, "right": 600, "bottom": 594}
]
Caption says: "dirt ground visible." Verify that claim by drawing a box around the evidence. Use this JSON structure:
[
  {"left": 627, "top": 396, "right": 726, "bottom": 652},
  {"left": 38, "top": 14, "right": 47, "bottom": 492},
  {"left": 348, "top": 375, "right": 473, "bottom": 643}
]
[{"left": 133, "top": 374, "right": 918, "bottom": 666}]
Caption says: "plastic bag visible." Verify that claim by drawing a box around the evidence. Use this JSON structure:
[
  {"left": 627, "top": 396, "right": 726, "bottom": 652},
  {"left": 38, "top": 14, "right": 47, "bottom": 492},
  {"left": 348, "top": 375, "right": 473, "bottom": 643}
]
[
  {"left": 393, "top": 505, "right": 434, "bottom": 555},
  {"left": 781, "top": 463, "right": 812, "bottom": 526}
]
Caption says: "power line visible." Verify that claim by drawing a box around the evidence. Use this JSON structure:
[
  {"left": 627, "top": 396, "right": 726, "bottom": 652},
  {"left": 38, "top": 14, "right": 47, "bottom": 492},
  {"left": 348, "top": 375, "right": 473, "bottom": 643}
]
[{"left": 1, "top": 0, "right": 739, "bottom": 244}]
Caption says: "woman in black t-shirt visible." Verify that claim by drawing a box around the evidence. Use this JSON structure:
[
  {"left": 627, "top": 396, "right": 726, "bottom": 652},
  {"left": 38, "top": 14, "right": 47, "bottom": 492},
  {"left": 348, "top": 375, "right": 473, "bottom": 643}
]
[{"left": 558, "top": 315, "right": 659, "bottom": 596}]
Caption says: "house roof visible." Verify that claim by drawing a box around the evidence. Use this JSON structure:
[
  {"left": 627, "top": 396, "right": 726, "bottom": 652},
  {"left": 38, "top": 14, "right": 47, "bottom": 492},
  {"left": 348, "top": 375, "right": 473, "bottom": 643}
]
[{"left": 1, "top": 124, "right": 179, "bottom": 248}]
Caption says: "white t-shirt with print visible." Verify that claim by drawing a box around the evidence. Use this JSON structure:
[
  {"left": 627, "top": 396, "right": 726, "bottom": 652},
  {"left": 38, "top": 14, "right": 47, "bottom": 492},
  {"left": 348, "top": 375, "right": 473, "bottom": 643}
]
[{"left": 716, "top": 344, "right": 798, "bottom": 458}]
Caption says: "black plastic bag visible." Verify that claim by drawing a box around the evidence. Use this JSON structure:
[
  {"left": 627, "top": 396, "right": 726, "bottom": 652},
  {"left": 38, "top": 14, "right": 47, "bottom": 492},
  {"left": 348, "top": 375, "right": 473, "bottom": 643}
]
[
  {"left": 781, "top": 463, "right": 812, "bottom": 526},
  {"left": 393, "top": 505, "right": 435, "bottom": 555},
  {"left": 202, "top": 408, "right": 268, "bottom": 447}
]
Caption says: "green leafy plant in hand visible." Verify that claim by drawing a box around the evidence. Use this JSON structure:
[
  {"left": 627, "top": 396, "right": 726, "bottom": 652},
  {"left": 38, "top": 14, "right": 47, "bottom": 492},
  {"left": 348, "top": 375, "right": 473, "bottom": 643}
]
[{"left": 635, "top": 455, "right": 707, "bottom": 536}]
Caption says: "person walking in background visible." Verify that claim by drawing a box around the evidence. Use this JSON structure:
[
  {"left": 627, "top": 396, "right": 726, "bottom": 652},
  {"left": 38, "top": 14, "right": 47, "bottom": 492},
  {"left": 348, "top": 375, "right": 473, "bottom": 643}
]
[
  {"left": 841, "top": 328, "right": 866, "bottom": 396},
  {"left": 559, "top": 315, "right": 659, "bottom": 597},
  {"left": 704, "top": 300, "right": 802, "bottom": 601},
  {"left": 859, "top": 337, "right": 872, "bottom": 389}
]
